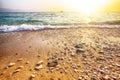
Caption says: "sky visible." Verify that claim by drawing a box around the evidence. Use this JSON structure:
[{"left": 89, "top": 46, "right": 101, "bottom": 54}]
[{"left": 0, "top": 0, "right": 120, "bottom": 12}]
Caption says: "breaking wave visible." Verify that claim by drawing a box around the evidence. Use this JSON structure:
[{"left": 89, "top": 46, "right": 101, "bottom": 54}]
[{"left": 0, "top": 24, "right": 120, "bottom": 32}]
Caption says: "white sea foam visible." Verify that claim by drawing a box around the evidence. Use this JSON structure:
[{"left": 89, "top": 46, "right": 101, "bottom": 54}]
[{"left": 0, "top": 24, "right": 120, "bottom": 32}]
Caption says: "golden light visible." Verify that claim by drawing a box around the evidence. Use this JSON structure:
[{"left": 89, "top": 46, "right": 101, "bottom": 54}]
[{"left": 65, "top": 0, "right": 113, "bottom": 15}]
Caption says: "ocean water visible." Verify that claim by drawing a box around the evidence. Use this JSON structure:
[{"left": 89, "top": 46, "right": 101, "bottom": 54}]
[{"left": 0, "top": 12, "right": 120, "bottom": 32}]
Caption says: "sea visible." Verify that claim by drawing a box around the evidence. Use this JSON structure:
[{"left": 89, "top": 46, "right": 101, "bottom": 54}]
[{"left": 0, "top": 12, "right": 120, "bottom": 32}]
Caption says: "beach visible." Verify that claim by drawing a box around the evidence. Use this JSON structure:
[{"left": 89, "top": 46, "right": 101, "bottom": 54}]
[{"left": 0, "top": 27, "right": 120, "bottom": 80}]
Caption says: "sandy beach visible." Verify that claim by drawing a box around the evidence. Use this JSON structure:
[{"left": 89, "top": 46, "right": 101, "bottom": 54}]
[{"left": 0, "top": 27, "right": 120, "bottom": 80}]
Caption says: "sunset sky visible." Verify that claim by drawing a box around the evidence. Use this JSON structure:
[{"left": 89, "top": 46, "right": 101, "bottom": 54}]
[{"left": 0, "top": 0, "right": 120, "bottom": 12}]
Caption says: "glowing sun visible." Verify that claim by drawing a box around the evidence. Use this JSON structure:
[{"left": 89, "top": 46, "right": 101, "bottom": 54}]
[{"left": 65, "top": 0, "right": 110, "bottom": 14}]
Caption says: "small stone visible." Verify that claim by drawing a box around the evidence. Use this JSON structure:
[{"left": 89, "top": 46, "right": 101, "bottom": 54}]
[
  {"left": 76, "top": 49, "right": 85, "bottom": 54},
  {"left": 26, "top": 61, "right": 30, "bottom": 64},
  {"left": 4, "top": 66, "right": 9, "bottom": 69},
  {"left": 17, "top": 58, "right": 23, "bottom": 61},
  {"left": 31, "top": 74, "right": 35, "bottom": 78},
  {"left": 17, "top": 66, "right": 24, "bottom": 69},
  {"left": 0, "top": 72, "right": 5, "bottom": 75},
  {"left": 99, "top": 70, "right": 105, "bottom": 74},
  {"left": 50, "top": 78, "right": 54, "bottom": 80},
  {"left": 68, "top": 58, "right": 72, "bottom": 61},
  {"left": 78, "top": 76, "right": 82, "bottom": 80},
  {"left": 117, "top": 54, "right": 120, "bottom": 57},
  {"left": 37, "top": 55, "right": 40, "bottom": 57},
  {"left": 58, "top": 57, "right": 64, "bottom": 60},
  {"left": 36, "top": 60, "right": 43, "bottom": 65},
  {"left": 91, "top": 78, "right": 97, "bottom": 80},
  {"left": 98, "top": 51, "right": 104, "bottom": 54},
  {"left": 70, "top": 53, "right": 75, "bottom": 57},
  {"left": 29, "top": 69, "right": 33, "bottom": 71},
  {"left": 74, "top": 69, "right": 78, "bottom": 72},
  {"left": 115, "top": 63, "right": 120, "bottom": 67},
  {"left": 8, "top": 63, "right": 15, "bottom": 67},
  {"left": 15, "top": 53, "right": 18, "bottom": 55},
  {"left": 35, "top": 65, "right": 43, "bottom": 70},
  {"left": 104, "top": 75, "right": 110, "bottom": 79},
  {"left": 47, "top": 60, "right": 58, "bottom": 67},
  {"left": 72, "top": 64, "right": 78, "bottom": 69},
  {"left": 13, "top": 69, "right": 21, "bottom": 73},
  {"left": 29, "top": 46, "right": 31, "bottom": 48},
  {"left": 75, "top": 44, "right": 84, "bottom": 48}
]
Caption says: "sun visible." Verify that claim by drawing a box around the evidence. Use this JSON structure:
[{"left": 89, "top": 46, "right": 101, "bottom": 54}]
[{"left": 65, "top": 0, "right": 110, "bottom": 15}]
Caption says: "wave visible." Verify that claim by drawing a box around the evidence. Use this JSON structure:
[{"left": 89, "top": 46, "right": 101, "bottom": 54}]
[
  {"left": 0, "top": 24, "right": 77, "bottom": 32},
  {"left": 0, "top": 24, "right": 120, "bottom": 32}
]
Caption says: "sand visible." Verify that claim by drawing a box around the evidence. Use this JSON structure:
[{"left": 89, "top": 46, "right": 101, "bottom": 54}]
[{"left": 0, "top": 27, "right": 120, "bottom": 80}]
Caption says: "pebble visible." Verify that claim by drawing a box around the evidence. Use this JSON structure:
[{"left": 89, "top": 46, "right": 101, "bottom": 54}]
[
  {"left": 98, "top": 51, "right": 104, "bottom": 54},
  {"left": 74, "top": 69, "right": 78, "bottom": 72},
  {"left": 47, "top": 60, "right": 58, "bottom": 67},
  {"left": 13, "top": 69, "right": 21, "bottom": 73},
  {"left": 104, "top": 75, "right": 110, "bottom": 79},
  {"left": 78, "top": 76, "right": 82, "bottom": 80},
  {"left": 117, "top": 54, "right": 120, "bottom": 57},
  {"left": 68, "top": 58, "right": 72, "bottom": 61},
  {"left": 76, "top": 49, "right": 85, "bottom": 54},
  {"left": 115, "top": 63, "right": 120, "bottom": 67},
  {"left": 31, "top": 74, "right": 35, "bottom": 78},
  {"left": 35, "top": 65, "right": 43, "bottom": 70},
  {"left": 26, "top": 61, "right": 30, "bottom": 64},
  {"left": 75, "top": 44, "right": 84, "bottom": 48},
  {"left": 17, "top": 66, "right": 24, "bottom": 69},
  {"left": 58, "top": 57, "right": 64, "bottom": 60},
  {"left": 8, "top": 63, "right": 15, "bottom": 67},
  {"left": 70, "top": 53, "right": 75, "bottom": 57},
  {"left": 17, "top": 58, "right": 23, "bottom": 61},
  {"left": 36, "top": 60, "right": 43, "bottom": 65},
  {"left": 72, "top": 64, "right": 78, "bottom": 69},
  {"left": 37, "top": 55, "right": 40, "bottom": 57}
]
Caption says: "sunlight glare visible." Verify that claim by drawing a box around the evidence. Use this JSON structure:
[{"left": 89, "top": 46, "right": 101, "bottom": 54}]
[{"left": 65, "top": 0, "right": 110, "bottom": 15}]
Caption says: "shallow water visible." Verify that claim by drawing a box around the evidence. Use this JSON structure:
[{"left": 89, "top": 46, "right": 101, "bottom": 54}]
[{"left": 0, "top": 12, "right": 120, "bottom": 32}]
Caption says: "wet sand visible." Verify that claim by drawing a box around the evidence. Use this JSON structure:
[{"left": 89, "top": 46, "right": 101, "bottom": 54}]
[{"left": 0, "top": 27, "right": 120, "bottom": 80}]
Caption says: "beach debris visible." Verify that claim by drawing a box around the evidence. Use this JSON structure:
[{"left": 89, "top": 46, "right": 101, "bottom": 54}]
[
  {"left": 47, "top": 60, "right": 58, "bottom": 67},
  {"left": 8, "top": 63, "right": 15, "bottom": 67}
]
